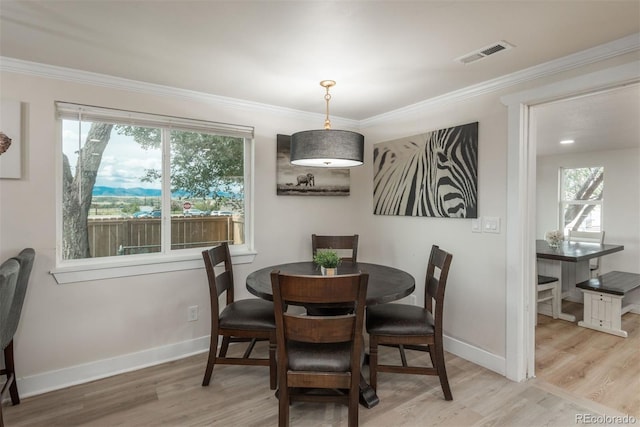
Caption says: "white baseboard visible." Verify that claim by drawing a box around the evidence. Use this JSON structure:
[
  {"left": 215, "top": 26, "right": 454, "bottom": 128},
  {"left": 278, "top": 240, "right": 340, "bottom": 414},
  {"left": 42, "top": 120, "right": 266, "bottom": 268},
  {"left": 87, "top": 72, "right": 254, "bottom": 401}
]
[
  {"left": 386, "top": 295, "right": 506, "bottom": 376},
  {"left": 444, "top": 334, "right": 506, "bottom": 376},
  {"left": 16, "top": 327, "right": 507, "bottom": 399},
  {"left": 16, "top": 336, "right": 210, "bottom": 399}
]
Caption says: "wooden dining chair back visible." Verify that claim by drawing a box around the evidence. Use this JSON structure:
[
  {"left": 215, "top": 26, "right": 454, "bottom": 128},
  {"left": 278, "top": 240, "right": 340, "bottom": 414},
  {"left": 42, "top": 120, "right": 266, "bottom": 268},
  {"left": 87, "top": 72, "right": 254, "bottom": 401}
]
[
  {"left": 201, "top": 242, "right": 276, "bottom": 390},
  {"left": 568, "top": 230, "right": 605, "bottom": 277},
  {"left": 0, "top": 258, "right": 20, "bottom": 427},
  {"left": 2, "top": 248, "right": 35, "bottom": 406},
  {"left": 312, "top": 234, "right": 359, "bottom": 262},
  {"left": 366, "top": 244, "right": 454, "bottom": 400},
  {"left": 270, "top": 271, "right": 369, "bottom": 427}
]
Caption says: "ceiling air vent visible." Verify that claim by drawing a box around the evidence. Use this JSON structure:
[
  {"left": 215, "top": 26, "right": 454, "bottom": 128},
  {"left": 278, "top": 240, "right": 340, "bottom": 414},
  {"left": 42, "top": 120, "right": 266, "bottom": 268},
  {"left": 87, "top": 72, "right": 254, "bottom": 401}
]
[{"left": 456, "top": 40, "right": 515, "bottom": 64}]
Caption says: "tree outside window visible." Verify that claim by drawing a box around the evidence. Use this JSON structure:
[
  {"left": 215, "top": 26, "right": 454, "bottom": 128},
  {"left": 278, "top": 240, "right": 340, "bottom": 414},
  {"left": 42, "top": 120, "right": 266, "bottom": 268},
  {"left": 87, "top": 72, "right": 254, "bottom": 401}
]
[
  {"left": 58, "top": 103, "right": 251, "bottom": 261},
  {"left": 560, "top": 166, "right": 604, "bottom": 234}
]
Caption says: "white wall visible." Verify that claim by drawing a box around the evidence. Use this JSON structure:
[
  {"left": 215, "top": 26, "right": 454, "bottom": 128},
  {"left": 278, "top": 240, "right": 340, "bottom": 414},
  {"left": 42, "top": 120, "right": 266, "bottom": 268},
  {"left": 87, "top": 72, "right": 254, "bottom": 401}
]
[
  {"left": 0, "top": 72, "right": 367, "bottom": 394},
  {"left": 536, "top": 147, "right": 640, "bottom": 304},
  {"left": 0, "top": 50, "right": 638, "bottom": 396},
  {"left": 361, "top": 96, "right": 508, "bottom": 358}
]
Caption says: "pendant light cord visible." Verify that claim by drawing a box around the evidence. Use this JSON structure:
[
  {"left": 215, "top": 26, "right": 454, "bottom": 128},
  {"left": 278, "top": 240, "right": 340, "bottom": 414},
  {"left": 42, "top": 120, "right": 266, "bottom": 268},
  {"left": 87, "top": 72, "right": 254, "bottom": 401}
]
[
  {"left": 320, "top": 80, "right": 335, "bottom": 130},
  {"left": 324, "top": 88, "right": 331, "bottom": 130}
]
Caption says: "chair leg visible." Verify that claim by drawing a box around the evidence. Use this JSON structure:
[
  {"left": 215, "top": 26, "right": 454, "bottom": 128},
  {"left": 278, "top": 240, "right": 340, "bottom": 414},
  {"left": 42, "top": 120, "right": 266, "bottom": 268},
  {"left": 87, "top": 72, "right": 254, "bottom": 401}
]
[
  {"left": 550, "top": 287, "right": 559, "bottom": 319},
  {"left": 242, "top": 338, "right": 258, "bottom": 358},
  {"left": 269, "top": 336, "right": 277, "bottom": 390},
  {"left": 427, "top": 344, "right": 436, "bottom": 368},
  {"left": 398, "top": 344, "right": 408, "bottom": 367},
  {"left": 369, "top": 337, "right": 378, "bottom": 391},
  {"left": 278, "top": 384, "right": 289, "bottom": 427},
  {"left": 4, "top": 341, "right": 20, "bottom": 405},
  {"left": 219, "top": 336, "right": 231, "bottom": 357},
  {"left": 202, "top": 333, "right": 220, "bottom": 386},
  {"left": 348, "top": 380, "right": 359, "bottom": 427},
  {"left": 433, "top": 341, "right": 452, "bottom": 400}
]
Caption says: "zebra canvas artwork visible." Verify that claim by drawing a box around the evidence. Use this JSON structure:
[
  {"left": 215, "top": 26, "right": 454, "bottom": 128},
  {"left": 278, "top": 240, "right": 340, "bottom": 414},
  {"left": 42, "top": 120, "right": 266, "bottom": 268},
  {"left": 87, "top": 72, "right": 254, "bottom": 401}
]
[
  {"left": 276, "top": 134, "right": 350, "bottom": 196},
  {"left": 373, "top": 122, "right": 478, "bottom": 218}
]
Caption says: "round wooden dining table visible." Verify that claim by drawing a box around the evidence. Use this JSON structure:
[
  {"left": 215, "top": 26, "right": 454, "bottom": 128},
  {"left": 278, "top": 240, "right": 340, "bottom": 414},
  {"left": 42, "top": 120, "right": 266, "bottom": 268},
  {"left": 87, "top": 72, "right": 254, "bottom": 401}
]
[
  {"left": 245, "top": 260, "right": 416, "bottom": 408},
  {"left": 246, "top": 261, "right": 416, "bottom": 306}
]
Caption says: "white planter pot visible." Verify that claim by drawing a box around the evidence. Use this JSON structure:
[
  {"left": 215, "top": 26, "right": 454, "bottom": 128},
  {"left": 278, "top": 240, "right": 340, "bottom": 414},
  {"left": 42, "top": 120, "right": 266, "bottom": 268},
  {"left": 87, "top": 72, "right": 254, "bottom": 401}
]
[{"left": 321, "top": 266, "right": 337, "bottom": 276}]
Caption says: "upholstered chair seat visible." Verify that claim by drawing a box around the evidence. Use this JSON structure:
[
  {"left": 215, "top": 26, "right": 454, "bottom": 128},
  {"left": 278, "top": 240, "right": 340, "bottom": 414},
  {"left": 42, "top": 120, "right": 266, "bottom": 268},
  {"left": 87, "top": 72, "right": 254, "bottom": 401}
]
[
  {"left": 287, "top": 341, "right": 353, "bottom": 372},
  {"left": 366, "top": 304, "right": 435, "bottom": 336},
  {"left": 219, "top": 299, "right": 276, "bottom": 330}
]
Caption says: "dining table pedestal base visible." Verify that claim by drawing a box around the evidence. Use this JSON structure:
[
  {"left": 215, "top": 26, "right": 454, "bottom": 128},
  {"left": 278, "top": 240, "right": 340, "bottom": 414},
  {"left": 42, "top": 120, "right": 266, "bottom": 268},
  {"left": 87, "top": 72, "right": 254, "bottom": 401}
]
[{"left": 359, "top": 376, "right": 380, "bottom": 408}]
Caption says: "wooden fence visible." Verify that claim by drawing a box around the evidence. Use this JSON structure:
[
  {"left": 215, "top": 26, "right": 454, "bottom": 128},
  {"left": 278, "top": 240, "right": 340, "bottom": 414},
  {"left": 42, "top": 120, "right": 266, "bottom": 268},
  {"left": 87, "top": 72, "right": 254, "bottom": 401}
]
[{"left": 87, "top": 216, "right": 243, "bottom": 257}]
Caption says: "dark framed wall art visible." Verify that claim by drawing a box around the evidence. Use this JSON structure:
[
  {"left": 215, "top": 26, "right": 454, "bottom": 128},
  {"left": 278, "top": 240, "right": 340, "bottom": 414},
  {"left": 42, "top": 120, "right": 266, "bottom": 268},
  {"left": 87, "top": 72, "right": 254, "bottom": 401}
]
[
  {"left": 276, "top": 134, "right": 350, "bottom": 196},
  {"left": 373, "top": 121, "right": 478, "bottom": 218}
]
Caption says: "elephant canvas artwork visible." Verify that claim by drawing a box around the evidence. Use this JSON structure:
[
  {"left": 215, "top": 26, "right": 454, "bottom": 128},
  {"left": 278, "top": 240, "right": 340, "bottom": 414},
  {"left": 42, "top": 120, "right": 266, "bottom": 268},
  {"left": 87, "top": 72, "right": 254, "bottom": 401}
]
[{"left": 276, "top": 134, "right": 350, "bottom": 196}]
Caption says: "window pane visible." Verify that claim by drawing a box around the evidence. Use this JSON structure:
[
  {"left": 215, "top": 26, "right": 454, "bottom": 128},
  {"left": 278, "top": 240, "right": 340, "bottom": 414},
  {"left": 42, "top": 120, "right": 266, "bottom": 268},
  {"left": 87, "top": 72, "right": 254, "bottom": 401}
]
[
  {"left": 62, "top": 119, "right": 162, "bottom": 259},
  {"left": 169, "top": 130, "right": 245, "bottom": 251},
  {"left": 561, "top": 166, "right": 604, "bottom": 234},
  {"left": 562, "top": 204, "right": 602, "bottom": 233},
  {"left": 59, "top": 103, "right": 251, "bottom": 265},
  {"left": 562, "top": 167, "right": 603, "bottom": 200}
]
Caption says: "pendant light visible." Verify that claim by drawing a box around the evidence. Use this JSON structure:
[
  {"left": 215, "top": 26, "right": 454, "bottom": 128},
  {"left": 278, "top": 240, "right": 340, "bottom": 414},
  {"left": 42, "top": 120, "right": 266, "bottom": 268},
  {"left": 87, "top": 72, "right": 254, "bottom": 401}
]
[{"left": 290, "top": 80, "right": 364, "bottom": 168}]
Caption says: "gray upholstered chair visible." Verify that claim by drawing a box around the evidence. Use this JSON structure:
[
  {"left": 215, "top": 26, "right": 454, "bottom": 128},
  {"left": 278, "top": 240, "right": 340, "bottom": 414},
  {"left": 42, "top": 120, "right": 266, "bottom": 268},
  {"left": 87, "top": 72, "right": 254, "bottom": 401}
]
[
  {"left": 2, "top": 248, "right": 35, "bottom": 405},
  {"left": 1, "top": 258, "right": 21, "bottom": 427}
]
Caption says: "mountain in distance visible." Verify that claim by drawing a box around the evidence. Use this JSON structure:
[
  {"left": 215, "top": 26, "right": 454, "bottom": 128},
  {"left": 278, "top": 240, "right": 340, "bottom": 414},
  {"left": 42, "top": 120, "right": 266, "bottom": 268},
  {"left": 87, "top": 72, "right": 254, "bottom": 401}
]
[
  {"left": 93, "top": 186, "right": 160, "bottom": 197},
  {"left": 92, "top": 186, "right": 240, "bottom": 198}
]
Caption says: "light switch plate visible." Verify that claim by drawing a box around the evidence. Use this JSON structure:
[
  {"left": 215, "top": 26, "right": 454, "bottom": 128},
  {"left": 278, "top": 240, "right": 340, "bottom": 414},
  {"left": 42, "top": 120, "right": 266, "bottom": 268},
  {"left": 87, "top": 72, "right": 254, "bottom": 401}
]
[
  {"left": 471, "top": 218, "right": 482, "bottom": 233},
  {"left": 483, "top": 216, "right": 500, "bottom": 233}
]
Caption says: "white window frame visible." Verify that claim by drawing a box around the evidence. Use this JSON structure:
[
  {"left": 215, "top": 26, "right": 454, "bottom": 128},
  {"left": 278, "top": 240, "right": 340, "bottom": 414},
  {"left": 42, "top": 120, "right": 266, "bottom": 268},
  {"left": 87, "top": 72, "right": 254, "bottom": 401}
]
[
  {"left": 558, "top": 166, "right": 603, "bottom": 234},
  {"left": 52, "top": 102, "right": 255, "bottom": 284}
]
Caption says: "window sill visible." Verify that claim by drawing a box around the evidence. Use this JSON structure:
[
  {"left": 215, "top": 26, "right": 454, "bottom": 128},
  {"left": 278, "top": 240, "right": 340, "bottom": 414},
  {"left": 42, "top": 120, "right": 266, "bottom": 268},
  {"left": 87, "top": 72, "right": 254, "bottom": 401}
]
[{"left": 51, "top": 249, "right": 257, "bottom": 284}]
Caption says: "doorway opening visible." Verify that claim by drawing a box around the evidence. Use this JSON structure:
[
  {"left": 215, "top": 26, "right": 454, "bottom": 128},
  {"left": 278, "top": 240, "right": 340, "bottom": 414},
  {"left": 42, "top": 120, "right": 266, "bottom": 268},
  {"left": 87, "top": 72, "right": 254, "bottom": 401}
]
[{"left": 501, "top": 61, "right": 639, "bottom": 383}]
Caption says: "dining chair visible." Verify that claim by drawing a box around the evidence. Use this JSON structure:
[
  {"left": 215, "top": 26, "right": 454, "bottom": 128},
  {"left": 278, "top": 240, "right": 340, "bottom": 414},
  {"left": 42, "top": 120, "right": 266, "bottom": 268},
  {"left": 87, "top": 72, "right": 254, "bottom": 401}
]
[
  {"left": 201, "top": 242, "right": 277, "bottom": 390},
  {"left": 2, "top": 248, "right": 35, "bottom": 405},
  {"left": 536, "top": 272, "right": 559, "bottom": 324},
  {"left": 312, "top": 234, "right": 359, "bottom": 262},
  {"left": 568, "top": 230, "right": 605, "bottom": 277},
  {"left": 270, "top": 270, "right": 369, "bottom": 427},
  {"left": 366, "top": 244, "right": 453, "bottom": 400},
  {"left": 0, "top": 258, "right": 21, "bottom": 427}
]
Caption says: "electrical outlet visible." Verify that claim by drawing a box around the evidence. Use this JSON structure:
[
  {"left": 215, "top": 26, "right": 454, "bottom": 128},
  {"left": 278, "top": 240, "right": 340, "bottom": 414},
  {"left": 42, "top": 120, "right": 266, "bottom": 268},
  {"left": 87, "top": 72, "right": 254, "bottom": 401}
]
[{"left": 187, "top": 305, "right": 198, "bottom": 322}]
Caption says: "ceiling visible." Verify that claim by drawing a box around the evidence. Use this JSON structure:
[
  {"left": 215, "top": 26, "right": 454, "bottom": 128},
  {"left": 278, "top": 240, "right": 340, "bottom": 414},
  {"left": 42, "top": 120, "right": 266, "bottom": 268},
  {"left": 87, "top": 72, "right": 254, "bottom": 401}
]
[
  {"left": 1, "top": 1, "right": 639, "bottom": 155},
  {"left": 533, "top": 83, "right": 640, "bottom": 156}
]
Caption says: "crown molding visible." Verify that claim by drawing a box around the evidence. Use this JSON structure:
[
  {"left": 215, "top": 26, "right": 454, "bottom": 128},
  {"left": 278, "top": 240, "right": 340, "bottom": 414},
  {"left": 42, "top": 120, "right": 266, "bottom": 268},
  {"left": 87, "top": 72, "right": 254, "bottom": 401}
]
[
  {"left": 0, "top": 56, "right": 360, "bottom": 129},
  {"left": 360, "top": 33, "right": 640, "bottom": 126},
  {"left": 1, "top": 33, "right": 638, "bottom": 128}
]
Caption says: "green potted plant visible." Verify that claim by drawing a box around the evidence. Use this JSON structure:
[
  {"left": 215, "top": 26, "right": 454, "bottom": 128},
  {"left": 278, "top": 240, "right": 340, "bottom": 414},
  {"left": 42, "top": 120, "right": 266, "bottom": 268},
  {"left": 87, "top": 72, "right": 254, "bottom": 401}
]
[{"left": 313, "top": 249, "right": 341, "bottom": 276}]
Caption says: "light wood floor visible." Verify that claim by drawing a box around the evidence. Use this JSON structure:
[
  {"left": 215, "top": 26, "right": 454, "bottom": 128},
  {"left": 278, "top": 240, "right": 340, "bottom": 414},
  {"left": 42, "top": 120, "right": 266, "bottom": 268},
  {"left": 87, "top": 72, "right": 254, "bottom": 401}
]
[
  {"left": 535, "top": 301, "right": 640, "bottom": 419},
  {"left": 3, "top": 307, "right": 638, "bottom": 426}
]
